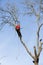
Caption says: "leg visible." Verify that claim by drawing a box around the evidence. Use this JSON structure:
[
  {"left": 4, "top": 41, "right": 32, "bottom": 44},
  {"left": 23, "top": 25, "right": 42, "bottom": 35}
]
[{"left": 16, "top": 29, "right": 22, "bottom": 39}]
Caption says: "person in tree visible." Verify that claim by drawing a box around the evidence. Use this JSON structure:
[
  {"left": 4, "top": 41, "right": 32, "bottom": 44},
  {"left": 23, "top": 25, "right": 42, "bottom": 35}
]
[{"left": 15, "top": 21, "right": 22, "bottom": 39}]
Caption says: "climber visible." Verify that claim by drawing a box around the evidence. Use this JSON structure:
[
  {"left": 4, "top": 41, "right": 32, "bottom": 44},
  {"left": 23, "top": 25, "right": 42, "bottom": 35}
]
[{"left": 15, "top": 21, "right": 22, "bottom": 39}]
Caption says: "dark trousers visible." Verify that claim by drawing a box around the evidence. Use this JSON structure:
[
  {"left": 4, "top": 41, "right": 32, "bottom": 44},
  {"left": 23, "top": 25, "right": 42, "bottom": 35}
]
[{"left": 16, "top": 29, "right": 22, "bottom": 39}]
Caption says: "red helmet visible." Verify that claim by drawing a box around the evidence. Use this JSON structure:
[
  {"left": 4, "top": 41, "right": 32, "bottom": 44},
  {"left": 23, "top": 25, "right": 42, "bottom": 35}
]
[{"left": 16, "top": 24, "right": 20, "bottom": 29}]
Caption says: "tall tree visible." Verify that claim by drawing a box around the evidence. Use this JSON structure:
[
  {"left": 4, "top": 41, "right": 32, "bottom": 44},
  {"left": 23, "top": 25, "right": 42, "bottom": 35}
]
[{"left": 0, "top": 0, "right": 43, "bottom": 65}]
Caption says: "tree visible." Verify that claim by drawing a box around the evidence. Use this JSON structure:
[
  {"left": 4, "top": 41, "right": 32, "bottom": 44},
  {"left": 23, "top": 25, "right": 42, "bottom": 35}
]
[
  {"left": 0, "top": 0, "right": 43, "bottom": 65},
  {"left": 21, "top": 0, "right": 43, "bottom": 65}
]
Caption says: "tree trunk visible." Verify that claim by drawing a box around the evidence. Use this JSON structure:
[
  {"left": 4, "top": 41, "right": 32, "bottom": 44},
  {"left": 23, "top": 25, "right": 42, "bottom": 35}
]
[{"left": 34, "top": 62, "right": 38, "bottom": 65}]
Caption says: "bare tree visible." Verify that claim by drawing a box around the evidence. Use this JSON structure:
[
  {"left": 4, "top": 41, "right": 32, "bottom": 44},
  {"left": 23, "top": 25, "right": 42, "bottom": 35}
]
[
  {"left": 0, "top": 1, "right": 43, "bottom": 65},
  {"left": 21, "top": 0, "right": 43, "bottom": 65}
]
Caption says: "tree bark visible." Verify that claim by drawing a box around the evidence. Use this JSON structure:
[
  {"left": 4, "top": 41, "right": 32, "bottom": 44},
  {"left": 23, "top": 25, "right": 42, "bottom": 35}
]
[{"left": 34, "top": 62, "right": 38, "bottom": 65}]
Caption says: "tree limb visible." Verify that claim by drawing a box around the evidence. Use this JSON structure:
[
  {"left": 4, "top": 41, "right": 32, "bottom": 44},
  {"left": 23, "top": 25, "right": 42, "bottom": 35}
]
[
  {"left": 0, "top": 8, "right": 17, "bottom": 25},
  {"left": 37, "top": 23, "right": 43, "bottom": 35},
  {"left": 34, "top": 46, "right": 37, "bottom": 58},
  {"left": 20, "top": 39, "right": 35, "bottom": 60},
  {"left": 37, "top": 46, "right": 42, "bottom": 57},
  {"left": 0, "top": 21, "right": 14, "bottom": 30},
  {"left": 38, "top": 40, "right": 43, "bottom": 57},
  {"left": 37, "top": 23, "right": 43, "bottom": 49}
]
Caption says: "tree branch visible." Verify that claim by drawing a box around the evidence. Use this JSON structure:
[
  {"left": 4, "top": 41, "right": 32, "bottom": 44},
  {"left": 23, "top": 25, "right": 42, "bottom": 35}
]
[
  {"left": 37, "top": 46, "right": 42, "bottom": 57},
  {"left": 20, "top": 39, "right": 35, "bottom": 60},
  {"left": 22, "top": 0, "right": 39, "bottom": 16},
  {"left": 0, "top": 8, "right": 17, "bottom": 25},
  {"left": 37, "top": 23, "right": 43, "bottom": 48},
  {"left": 34, "top": 46, "right": 37, "bottom": 58},
  {"left": 37, "top": 23, "right": 43, "bottom": 35},
  {"left": 0, "top": 21, "right": 14, "bottom": 30},
  {"left": 0, "top": 8, "right": 17, "bottom": 27},
  {"left": 38, "top": 40, "right": 43, "bottom": 57}
]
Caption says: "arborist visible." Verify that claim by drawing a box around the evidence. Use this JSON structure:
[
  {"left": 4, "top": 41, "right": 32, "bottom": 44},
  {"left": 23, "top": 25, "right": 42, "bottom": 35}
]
[{"left": 15, "top": 20, "right": 22, "bottom": 39}]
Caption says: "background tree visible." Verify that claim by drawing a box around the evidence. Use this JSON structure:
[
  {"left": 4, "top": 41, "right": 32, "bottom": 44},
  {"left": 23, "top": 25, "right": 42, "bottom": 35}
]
[{"left": 0, "top": 0, "right": 43, "bottom": 65}]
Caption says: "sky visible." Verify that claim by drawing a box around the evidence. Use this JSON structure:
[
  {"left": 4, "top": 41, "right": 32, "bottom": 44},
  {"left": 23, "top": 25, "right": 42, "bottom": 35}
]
[{"left": 0, "top": 0, "right": 43, "bottom": 65}]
